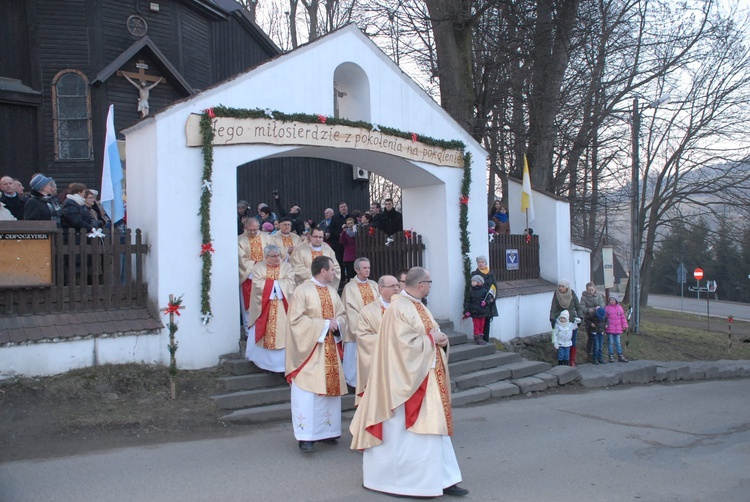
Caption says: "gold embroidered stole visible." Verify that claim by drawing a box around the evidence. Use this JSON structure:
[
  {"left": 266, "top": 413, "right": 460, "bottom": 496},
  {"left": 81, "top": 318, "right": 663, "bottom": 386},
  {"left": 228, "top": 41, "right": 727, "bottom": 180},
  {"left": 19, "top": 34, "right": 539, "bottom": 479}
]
[
  {"left": 316, "top": 285, "right": 339, "bottom": 396},
  {"left": 248, "top": 235, "right": 263, "bottom": 262},
  {"left": 281, "top": 234, "right": 293, "bottom": 246},
  {"left": 357, "top": 282, "right": 376, "bottom": 306},
  {"left": 311, "top": 249, "right": 323, "bottom": 259},
  {"left": 263, "top": 265, "right": 280, "bottom": 349},
  {"left": 413, "top": 301, "right": 454, "bottom": 435}
]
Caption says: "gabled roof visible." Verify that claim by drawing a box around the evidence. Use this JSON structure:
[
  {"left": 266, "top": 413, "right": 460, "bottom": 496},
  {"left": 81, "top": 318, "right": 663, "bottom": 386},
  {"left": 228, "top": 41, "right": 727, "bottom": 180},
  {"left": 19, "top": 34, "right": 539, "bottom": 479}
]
[{"left": 91, "top": 36, "right": 194, "bottom": 95}]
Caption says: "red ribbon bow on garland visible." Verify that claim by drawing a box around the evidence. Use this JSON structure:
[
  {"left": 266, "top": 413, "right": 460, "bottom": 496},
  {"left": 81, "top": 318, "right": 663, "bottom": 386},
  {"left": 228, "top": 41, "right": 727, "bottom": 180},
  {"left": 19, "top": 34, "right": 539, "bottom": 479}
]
[
  {"left": 162, "top": 302, "right": 182, "bottom": 317},
  {"left": 200, "top": 243, "right": 215, "bottom": 256},
  {"left": 459, "top": 196, "right": 469, "bottom": 205},
  {"left": 403, "top": 229, "right": 413, "bottom": 239},
  {"left": 526, "top": 234, "right": 531, "bottom": 244},
  {"left": 205, "top": 108, "right": 216, "bottom": 119},
  {"left": 368, "top": 226, "right": 376, "bottom": 236},
  {"left": 317, "top": 114, "right": 327, "bottom": 124},
  {"left": 410, "top": 132, "right": 418, "bottom": 142}
]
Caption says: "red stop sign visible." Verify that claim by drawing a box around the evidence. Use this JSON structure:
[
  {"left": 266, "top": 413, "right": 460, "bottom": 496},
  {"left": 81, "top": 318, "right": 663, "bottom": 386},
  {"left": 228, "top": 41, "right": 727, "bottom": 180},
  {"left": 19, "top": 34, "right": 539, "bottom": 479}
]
[{"left": 694, "top": 268, "right": 704, "bottom": 280}]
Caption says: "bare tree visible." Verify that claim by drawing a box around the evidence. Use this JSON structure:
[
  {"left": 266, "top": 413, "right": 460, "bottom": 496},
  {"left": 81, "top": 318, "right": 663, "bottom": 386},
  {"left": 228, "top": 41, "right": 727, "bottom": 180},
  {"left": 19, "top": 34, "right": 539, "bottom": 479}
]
[{"left": 635, "top": 11, "right": 750, "bottom": 305}]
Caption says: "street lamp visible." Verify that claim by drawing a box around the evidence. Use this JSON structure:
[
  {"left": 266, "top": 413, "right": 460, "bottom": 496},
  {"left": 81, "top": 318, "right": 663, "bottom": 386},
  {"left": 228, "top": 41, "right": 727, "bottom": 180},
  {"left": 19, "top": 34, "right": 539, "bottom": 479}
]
[{"left": 630, "top": 94, "right": 670, "bottom": 333}]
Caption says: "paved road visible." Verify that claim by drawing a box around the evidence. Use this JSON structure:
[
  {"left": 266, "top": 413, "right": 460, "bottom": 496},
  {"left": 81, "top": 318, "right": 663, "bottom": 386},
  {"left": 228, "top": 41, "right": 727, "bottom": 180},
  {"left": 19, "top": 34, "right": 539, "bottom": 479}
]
[
  {"left": 648, "top": 293, "right": 750, "bottom": 321},
  {"left": 2, "top": 379, "right": 749, "bottom": 501}
]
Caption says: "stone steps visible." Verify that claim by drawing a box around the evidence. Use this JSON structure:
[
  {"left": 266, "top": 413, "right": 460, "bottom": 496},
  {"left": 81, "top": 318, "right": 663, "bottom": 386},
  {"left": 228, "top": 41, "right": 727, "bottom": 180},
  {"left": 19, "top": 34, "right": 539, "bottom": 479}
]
[{"left": 213, "top": 320, "right": 580, "bottom": 423}]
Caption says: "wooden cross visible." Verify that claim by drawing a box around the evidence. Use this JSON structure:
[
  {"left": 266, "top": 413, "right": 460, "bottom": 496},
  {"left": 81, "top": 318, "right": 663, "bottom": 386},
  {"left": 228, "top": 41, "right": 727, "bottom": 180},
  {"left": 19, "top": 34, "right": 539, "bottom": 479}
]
[
  {"left": 165, "top": 293, "right": 185, "bottom": 400},
  {"left": 116, "top": 60, "right": 163, "bottom": 84}
]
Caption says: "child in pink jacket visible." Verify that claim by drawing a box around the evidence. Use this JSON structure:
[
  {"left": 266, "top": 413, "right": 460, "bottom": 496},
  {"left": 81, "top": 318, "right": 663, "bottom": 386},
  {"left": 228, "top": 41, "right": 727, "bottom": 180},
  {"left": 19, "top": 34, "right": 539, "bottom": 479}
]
[{"left": 604, "top": 296, "right": 629, "bottom": 363}]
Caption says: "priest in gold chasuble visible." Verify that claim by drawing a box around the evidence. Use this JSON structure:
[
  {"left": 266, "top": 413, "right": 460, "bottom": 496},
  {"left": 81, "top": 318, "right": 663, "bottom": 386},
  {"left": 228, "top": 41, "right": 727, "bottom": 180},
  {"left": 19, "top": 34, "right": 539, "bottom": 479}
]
[
  {"left": 352, "top": 275, "right": 398, "bottom": 406},
  {"left": 285, "top": 255, "right": 347, "bottom": 453},
  {"left": 271, "top": 217, "right": 302, "bottom": 261},
  {"left": 244, "top": 245, "right": 296, "bottom": 373},
  {"left": 238, "top": 218, "right": 271, "bottom": 327},
  {"left": 289, "top": 227, "right": 340, "bottom": 289},
  {"left": 340, "top": 257, "right": 379, "bottom": 388},
  {"left": 350, "top": 267, "right": 467, "bottom": 498}
]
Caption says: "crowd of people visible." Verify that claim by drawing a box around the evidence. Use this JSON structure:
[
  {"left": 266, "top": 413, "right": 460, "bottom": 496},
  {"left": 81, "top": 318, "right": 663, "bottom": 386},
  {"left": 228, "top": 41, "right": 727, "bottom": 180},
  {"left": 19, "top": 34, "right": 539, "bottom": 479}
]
[
  {"left": 550, "top": 280, "right": 629, "bottom": 366},
  {"left": 238, "top": 222, "right": 470, "bottom": 497},
  {"left": 237, "top": 193, "right": 404, "bottom": 286},
  {"left": 1, "top": 173, "right": 113, "bottom": 234}
]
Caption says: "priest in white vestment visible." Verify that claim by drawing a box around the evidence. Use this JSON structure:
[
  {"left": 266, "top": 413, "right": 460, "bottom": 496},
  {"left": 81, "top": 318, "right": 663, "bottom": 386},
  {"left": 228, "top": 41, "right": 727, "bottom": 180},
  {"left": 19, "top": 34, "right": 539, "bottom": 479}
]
[
  {"left": 340, "top": 257, "right": 379, "bottom": 387},
  {"left": 285, "top": 255, "right": 347, "bottom": 453},
  {"left": 350, "top": 267, "right": 468, "bottom": 497},
  {"left": 271, "top": 217, "right": 301, "bottom": 261},
  {"left": 352, "top": 275, "right": 398, "bottom": 405},
  {"left": 238, "top": 217, "right": 271, "bottom": 328},
  {"left": 289, "top": 227, "right": 340, "bottom": 289},
  {"left": 245, "top": 244, "right": 295, "bottom": 373}
]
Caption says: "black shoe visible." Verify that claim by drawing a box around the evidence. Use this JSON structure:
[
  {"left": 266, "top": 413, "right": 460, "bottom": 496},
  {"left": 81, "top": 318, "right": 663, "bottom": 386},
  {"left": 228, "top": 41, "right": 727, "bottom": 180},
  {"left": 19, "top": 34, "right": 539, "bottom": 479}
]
[
  {"left": 318, "top": 437, "right": 339, "bottom": 445},
  {"left": 298, "top": 441, "right": 314, "bottom": 453},
  {"left": 443, "top": 484, "right": 469, "bottom": 497}
]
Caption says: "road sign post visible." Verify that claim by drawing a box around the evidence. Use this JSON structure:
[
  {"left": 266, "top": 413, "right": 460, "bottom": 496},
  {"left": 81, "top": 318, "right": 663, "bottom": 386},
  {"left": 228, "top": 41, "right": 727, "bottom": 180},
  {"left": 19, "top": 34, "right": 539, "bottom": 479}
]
[{"left": 677, "top": 263, "right": 687, "bottom": 312}]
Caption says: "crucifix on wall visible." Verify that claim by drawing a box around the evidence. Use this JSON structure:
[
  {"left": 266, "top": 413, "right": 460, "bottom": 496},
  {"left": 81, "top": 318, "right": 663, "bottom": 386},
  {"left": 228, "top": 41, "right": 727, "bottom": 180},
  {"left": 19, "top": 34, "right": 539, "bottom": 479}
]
[{"left": 117, "top": 60, "right": 164, "bottom": 118}]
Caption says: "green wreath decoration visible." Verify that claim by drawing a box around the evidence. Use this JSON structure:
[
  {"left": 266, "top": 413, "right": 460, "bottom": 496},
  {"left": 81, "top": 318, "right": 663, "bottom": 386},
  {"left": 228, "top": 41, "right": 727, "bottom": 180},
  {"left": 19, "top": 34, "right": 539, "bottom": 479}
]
[{"left": 198, "top": 106, "right": 472, "bottom": 323}]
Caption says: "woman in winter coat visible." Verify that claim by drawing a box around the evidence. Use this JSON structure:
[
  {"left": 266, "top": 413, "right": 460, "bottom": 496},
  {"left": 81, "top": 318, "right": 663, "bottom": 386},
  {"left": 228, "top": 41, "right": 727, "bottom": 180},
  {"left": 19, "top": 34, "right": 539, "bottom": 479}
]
[
  {"left": 61, "top": 183, "right": 101, "bottom": 243},
  {"left": 471, "top": 255, "right": 498, "bottom": 343},
  {"left": 549, "top": 279, "right": 583, "bottom": 366},
  {"left": 580, "top": 282, "right": 606, "bottom": 361}
]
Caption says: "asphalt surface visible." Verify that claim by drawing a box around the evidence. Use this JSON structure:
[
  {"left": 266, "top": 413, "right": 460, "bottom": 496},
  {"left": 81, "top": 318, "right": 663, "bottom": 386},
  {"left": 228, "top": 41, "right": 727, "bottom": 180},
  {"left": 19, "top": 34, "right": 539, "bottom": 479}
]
[
  {"left": 2, "top": 379, "right": 749, "bottom": 502},
  {"left": 648, "top": 294, "right": 750, "bottom": 321}
]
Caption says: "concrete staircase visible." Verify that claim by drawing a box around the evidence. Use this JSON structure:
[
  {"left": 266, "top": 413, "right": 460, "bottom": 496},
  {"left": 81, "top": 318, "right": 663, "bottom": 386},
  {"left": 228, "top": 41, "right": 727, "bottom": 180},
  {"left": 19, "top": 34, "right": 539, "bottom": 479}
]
[{"left": 212, "top": 321, "right": 579, "bottom": 424}]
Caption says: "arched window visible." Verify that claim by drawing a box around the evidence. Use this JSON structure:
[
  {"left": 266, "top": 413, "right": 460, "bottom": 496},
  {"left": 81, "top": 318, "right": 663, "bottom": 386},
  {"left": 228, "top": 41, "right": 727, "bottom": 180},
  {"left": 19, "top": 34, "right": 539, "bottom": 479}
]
[{"left": 52, "top": 70, "right": 92, "bottom": 160}]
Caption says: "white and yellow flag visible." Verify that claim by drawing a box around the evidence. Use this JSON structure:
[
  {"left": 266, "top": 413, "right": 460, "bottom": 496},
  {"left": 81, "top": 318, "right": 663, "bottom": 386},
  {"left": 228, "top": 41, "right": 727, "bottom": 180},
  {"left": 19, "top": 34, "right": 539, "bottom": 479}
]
[{"left": 521, "top": 154, "right": 535, "bottom": 223}]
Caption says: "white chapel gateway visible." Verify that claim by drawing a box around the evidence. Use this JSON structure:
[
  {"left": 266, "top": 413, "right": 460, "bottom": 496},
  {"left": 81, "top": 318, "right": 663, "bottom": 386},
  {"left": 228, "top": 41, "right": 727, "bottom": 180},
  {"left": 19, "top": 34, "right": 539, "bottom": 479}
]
[{"left": 123, "top": 25, "right": 489, "bottom": 370}]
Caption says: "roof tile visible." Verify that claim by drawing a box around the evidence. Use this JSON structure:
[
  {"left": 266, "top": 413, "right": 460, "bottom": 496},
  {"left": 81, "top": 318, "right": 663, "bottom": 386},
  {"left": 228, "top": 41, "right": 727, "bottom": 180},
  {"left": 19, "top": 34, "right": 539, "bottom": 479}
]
[
  {"left": 26, "top": 327, "right": 44, "bottom": 342},
  {"left": 9, "top": 328, "right": 27, "bottom": 343}
]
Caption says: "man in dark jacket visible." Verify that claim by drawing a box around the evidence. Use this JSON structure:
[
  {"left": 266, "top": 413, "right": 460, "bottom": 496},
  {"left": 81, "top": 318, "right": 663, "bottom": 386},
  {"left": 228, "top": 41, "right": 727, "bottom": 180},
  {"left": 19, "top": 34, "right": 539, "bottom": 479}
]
[
  {"left": 0, "top": 176, "right": 26, "bottom": 220},
  {"left": 379, "top": 198, "right": 403, "bottom": 236},
  {"left": 273, "top": 192, "right": 305, "bottom": 236},
  {"left": 329, "top": 202, "right": 350, "bottom": 278},
  {"left": 24, "top": 174, "right": 62, "bottom": 227}
]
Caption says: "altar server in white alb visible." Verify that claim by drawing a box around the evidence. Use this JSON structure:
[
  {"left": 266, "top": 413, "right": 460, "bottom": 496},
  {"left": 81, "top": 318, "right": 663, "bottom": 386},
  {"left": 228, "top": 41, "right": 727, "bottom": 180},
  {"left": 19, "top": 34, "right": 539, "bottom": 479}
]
[
  {"left": 349, "top": 267, "right": 468, "bottom": 497},
  {"left": 285, "top": 255, "right": 347, "bottom": 453}
]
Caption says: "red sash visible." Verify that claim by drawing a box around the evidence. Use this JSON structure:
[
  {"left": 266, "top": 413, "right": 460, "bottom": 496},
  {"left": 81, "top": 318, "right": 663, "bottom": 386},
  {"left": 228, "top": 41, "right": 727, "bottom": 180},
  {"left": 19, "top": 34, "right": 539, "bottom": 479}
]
[{"left": 254, "top": 275, "right": 289, "bottom": 344}]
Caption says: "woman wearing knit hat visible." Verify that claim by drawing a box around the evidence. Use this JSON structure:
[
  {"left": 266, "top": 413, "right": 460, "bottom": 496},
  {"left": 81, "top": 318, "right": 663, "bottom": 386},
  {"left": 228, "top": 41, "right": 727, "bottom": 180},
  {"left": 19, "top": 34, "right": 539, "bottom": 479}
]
[
  {"left": 23, "top": 173, "right": 62, "bottom": 226},
  {"left": 470, "top": 256, "right": 498, "bottom": 343},
  {"left": 549, "top": 279, "right": 583, "bottom": 366}
]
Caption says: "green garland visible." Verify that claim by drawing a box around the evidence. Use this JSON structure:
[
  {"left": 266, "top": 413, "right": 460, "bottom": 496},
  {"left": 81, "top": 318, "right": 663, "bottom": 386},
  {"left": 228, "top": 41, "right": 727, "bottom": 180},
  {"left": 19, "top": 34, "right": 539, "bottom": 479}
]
[
  {"left": 198, "top": 106, "right": 473, "bottom": 323},
  {"left": 460, "top": 152, "right": 472, "bottom": 300},
  {"left": 199, "top": 114, "right": 215, "bottom": 319}
]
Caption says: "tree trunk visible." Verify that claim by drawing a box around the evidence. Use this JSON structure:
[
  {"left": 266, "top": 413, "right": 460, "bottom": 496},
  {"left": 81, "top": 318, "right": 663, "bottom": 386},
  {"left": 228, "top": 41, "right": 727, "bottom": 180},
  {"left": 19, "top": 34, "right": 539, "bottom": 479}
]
[
  {"left": 424, "top": 0, "right": 477, "bottom": 138},
  {"left": 526, "top": 0, "right": 580, "bottom": 191},
  {"left": 289, "top": 0, "right": 299, "bottom": 49}
]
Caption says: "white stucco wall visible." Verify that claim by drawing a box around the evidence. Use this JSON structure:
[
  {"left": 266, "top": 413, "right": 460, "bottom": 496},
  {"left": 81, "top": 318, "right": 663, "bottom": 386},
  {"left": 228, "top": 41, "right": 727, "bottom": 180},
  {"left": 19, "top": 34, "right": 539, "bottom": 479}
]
[
  {"left": 122, "top": 25, "right": 488, "bottom": 370},
  {"left": 0, "top": 333, "right": 165, "bottom": 377},
  {"left": 507, "top": 178, "right": 590, "bottom": 294}
]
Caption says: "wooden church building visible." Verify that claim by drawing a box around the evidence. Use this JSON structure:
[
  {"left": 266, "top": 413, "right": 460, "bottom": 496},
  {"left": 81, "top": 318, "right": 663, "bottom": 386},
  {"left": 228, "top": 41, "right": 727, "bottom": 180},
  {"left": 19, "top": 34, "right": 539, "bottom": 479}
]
[{"left": 1, "top": 0, "right": 368, "bottom": 213}]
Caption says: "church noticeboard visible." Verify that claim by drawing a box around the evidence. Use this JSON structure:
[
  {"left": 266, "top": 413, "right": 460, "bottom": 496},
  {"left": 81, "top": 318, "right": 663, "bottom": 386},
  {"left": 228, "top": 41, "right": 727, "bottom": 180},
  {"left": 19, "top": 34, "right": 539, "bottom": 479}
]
[
  {"left": 0, "top": 221, "right": 57, "bottom": 287},
  {"left": 185, "top": 115, "right": 465, "bottom": 168}
]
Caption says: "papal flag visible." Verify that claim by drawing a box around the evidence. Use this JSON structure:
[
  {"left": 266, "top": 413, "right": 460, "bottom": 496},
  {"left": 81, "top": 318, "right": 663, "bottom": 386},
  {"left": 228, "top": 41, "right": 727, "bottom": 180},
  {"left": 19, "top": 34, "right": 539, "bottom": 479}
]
[
  {"left": 100, "top": 104, "right": 126, "bottom": 224},
  {"left": 521, "top": 154, "right": 535, "bottom": 223}
]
